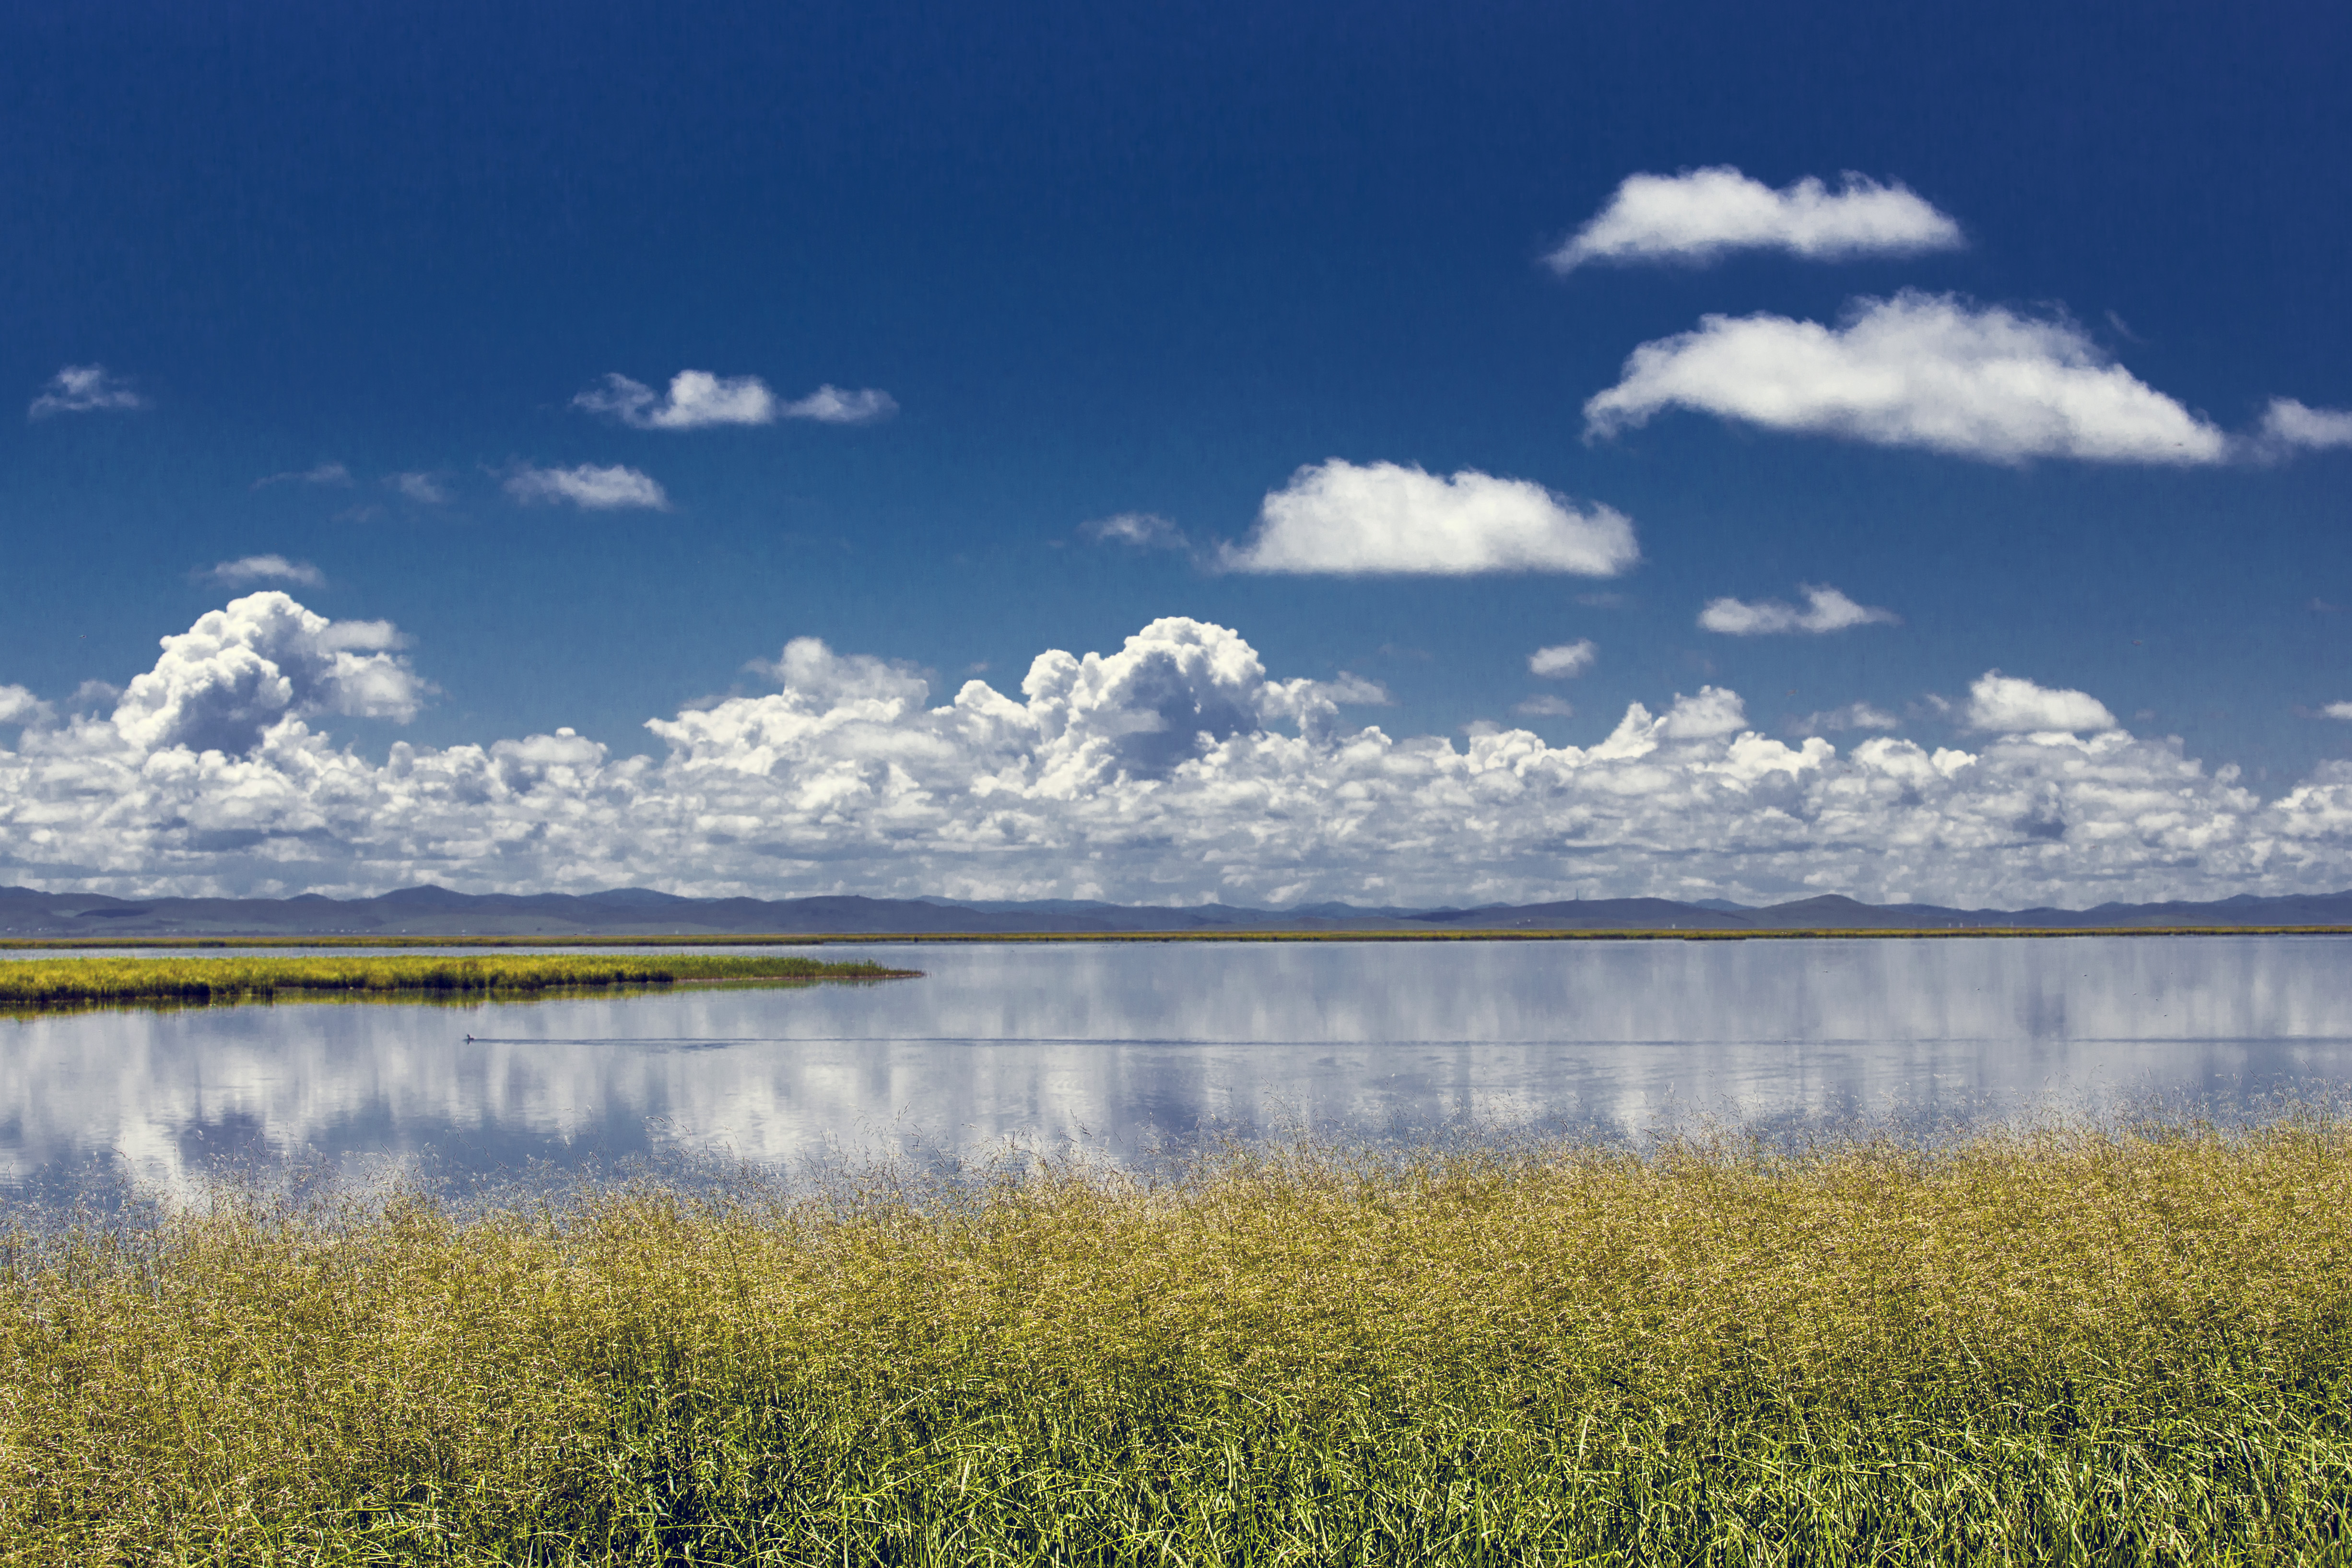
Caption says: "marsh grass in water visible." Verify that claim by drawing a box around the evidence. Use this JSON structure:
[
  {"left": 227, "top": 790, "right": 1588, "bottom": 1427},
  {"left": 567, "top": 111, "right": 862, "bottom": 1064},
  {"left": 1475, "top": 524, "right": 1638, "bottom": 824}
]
[
  {"left": 5, "top": 1122, "right": 2352, "bottom": 1563},
  {"left": 0, "top": 953, "right": 917, "bottom": 1010}
]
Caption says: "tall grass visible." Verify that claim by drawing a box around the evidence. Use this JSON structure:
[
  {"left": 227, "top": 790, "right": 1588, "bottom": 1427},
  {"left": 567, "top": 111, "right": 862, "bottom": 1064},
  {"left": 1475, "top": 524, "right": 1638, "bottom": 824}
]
[
  {"left": 0, "top": 953, "right": 916, "bottom": 1008},
  {"left": 4, "top": 1122, "right": 2351, "bottom": 1562}
]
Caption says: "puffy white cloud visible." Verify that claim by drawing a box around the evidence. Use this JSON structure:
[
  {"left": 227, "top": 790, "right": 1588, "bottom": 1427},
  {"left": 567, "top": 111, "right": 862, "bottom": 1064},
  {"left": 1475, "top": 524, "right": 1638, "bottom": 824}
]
[
  {"left": 28, "top": 365, "right": 147, "bottom": 419},
  {"left": 2322, "top": 702, "right": 2352, "bottom": 721},
  {"left": 504, "top": 462, "right": 670, "bottom": 510},
  {"left": 254, "top": 462, "right": 353, "bottom": 488},
  {"left": 0, "top": 685, "right": 50, "bottom": 726},
  {"left": 7, "top": 601, "right": 2352, "bottom": 911},
  {"left": 1529, "top": 640, "right": 1597, "bottom": 678},
  {"left": 1082, "top": 512, "right": 1186, "bottom": 548},
  {"left": 1223, "top": 460, "right": 1639, "bottom": 576},
  {"left": 106, "top": 592, "right": 426, "bottom": 755},
  {"left": 2261, "top": 398, "right": 2352, "bottom": 452},
  {"left": 387, "top": 472, "right": 449, "bottom": 504},
  {"left": 576, "top": 371, "right": 896, "bottom": 430},
  {"left": 1966, "top": 671, "right": 2117, "bottom": 735},
  {"left": 1699, "top": 584, "right": 1897, "bottom": 635},
  {"left": 207, "top": 555, "right": 325, "bottom": 588},
  {"left": 1585, "top": 292, "right": 2231, "bottom": 465},
  {"left": 1550, "top": 167, "right": 1963, "bottom": 271}
]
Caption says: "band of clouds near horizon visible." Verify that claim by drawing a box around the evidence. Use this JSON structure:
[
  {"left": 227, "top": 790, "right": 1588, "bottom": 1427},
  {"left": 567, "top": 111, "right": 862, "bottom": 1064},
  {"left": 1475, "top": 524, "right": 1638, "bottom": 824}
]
[
  {"left": 7, "top": 592, "right": 2352, "bottom": 909},
  {"left": 1222, "top": 460, "right": 1638, "bottom": 575},
  {"left": 1701, "top": 584, "right": 1897, "bottom": 636},
  {"left": 575, "top": 370, "right": 898, "bottom": 430},
  {"left": 1551, "top": 167, "right": 1964, "bottom": 271}
]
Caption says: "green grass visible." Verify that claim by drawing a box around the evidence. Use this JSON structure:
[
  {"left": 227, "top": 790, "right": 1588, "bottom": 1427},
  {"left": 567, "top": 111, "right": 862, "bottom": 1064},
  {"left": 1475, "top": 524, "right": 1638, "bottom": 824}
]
[
  {"left": 0, "top": 953, "right": 917, "bottom": 1009},
  {"left": 5, "top": 1122, "right": 2352, "bottom": 1562}
]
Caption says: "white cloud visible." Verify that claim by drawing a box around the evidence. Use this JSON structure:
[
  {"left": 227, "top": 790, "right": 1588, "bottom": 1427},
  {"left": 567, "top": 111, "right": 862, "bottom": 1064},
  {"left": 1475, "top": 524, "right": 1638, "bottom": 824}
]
[
  {"left": 387, "top": 472, "right": 449, "bottom": 504},
  {"left": 1223, "top": 460, "right": 1639, "bottom": 576},
  {"left": 1082, "top": 512, "right": 1186, "bottom": 548},
  {"left": 576, "top": 371, "right": 896, "bottom": 430},
  {"left": 1699, "top": 584, "right": 1897, "bottom": 636},
  {"left": 2261, "top": 399, "right": 2352, "bottom": 452},
  {"left": 1966, "top": 671, "right": 2117, "bottom": 734},
  {"left": 2321, "top": 702, "right": 2352, "bottom": 721},
  {"left": 1513, "top": 694, "right": 1576, "bottom": 718},
  {"left": 28, "top": 365, "right": 147, "bottom": 419},
  {"left": 207, "top": 555, "right": 325, "bottom": 588},
  {"left": 1793, "top": 702, "right": 1900, "bottom": 735},
  {"left": 0, "top": 685, "right": 51, "bottom": 727},
  {"left": 108, "top": 592, "right": 426, "bottom": 755},
  {"left": 1529, "top": 640, "right": 1597, "bottom": 678},
  {"left": 1585, "top": 292, "right": 2231, "bottom": 465},
  {"left": 504, "top": 463, "right": 670, "bottom": 510},
  {"left": 255, "top": 462, "right": 353, "bottom": 489},
  {"left": 780, "top": 385, "right": 898, "bottom": 424},
  {"left": 11, "top": 601, "right": 2352, "bottom": 910},
  {"left": 1550, "top": 167, "right": 1963, "bottom": 271}
]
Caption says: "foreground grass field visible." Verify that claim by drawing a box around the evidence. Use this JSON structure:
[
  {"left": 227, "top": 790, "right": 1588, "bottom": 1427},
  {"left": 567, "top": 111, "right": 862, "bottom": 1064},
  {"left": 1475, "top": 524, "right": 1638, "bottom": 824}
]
[
  {"left": 4, "top": 1124, "right": 2351, "bottom": 1563},
  {"left": 0, "top": 952, "right": 916, "bottom": 1008}
]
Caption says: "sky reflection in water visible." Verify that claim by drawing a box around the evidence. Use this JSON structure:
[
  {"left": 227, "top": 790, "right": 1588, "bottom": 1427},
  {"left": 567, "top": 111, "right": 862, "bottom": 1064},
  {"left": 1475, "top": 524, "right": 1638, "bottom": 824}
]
[{"left": 5, "top": 936, "right": 2352, "bottom": 1199}]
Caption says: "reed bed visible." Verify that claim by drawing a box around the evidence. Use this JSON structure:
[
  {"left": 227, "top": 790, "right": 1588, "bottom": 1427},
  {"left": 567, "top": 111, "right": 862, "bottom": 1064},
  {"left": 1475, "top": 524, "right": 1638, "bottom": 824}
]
[
  {"left": 4, "top": 1122, "right": 2351, "bottom": 1563},
  {"left": 0, "top": 953, "right": 915, "bottom": 1008}
]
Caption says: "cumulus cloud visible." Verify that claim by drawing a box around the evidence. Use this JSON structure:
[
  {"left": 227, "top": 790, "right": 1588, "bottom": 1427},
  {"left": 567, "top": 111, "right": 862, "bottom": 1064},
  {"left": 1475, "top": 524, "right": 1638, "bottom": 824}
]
[
  {"left": 1550, "top": 167, "right": 1962, "bottom": 271},
  {"left": 1585, "top": 292, "right": 2231, "bottom": 465},
  {"left": 2321, "top": 702, "right": 2352, "bottom": 721},
  {"left": 1223, "top": 460, "right": 1639, "bottom": 576},
  {"left": 1966, "top": 671, "right": 2117, "bottom": 735},
  {"left": 207, "top": 555, "right": 325, "bottom": 588},
  {"left": 106, "top": 592, "right": 426, "bottom": 755},
  {"left": 387, "top": 472, "right": 449, "bottom": 504},
  {"left": 28, "top": 365, "right": 147, "bottom": 419},
  {"left": 503, "top": 463, "right": 670, "bottom": 510},
  {"left": 2261, "top": 399, "right": 2352, "bottom": 453},
  {"left": 10, "top": 601, "right": 2352, "bottom": 910},
  {"left": 1529, "top": 640, "right": 1597, "bottom": 678},
  {"left": 0, "top": 685, "right": 50, "bottom": 726},
  {"left": 1699, "top": 584, "right": 1897, "bottom": 636},
  {"left": 1082, "top": 512, "right": 1186, "bottom": 548},
  {"left": 254, "top": 462, "right": 353, "bottom": 489},
  {"left": 576, "top": 371, "right": 897, "bottom": 430}
]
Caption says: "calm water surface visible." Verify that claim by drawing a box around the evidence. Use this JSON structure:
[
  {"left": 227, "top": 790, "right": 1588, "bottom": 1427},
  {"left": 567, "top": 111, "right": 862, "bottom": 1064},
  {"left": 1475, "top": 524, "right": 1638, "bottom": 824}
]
[{"left": 5, "top": 936, "right": 2352, "bottom": 1197}]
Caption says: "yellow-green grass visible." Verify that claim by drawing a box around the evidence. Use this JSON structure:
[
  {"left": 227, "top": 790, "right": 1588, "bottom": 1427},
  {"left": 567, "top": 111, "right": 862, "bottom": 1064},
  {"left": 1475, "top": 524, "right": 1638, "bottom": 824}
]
[
  {"left": 0, "top": 953, "right": 917, "bottom": 1009},
  {"left": 5, "top": 925, "right": 2352, "bottom": 951},
  {"left": 6, "top": 1123, "right": 2352, "bottom": 1562}
]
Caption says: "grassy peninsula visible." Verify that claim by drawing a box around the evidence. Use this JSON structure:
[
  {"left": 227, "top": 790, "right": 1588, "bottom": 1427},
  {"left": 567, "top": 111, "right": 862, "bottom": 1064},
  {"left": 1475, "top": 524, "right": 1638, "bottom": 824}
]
[
  {"left": 0, "top": 952, "right": 916, "bottom": 1009},
  {"left": 5, "top": 1123, "right": 2352, "bottom": 1562}
]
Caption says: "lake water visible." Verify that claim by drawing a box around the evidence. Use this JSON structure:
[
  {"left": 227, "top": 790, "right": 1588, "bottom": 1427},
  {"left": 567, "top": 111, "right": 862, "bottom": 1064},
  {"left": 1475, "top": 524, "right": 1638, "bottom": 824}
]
[{"left": 6, "top": 936, "right": 2352, "bottom": 1199}]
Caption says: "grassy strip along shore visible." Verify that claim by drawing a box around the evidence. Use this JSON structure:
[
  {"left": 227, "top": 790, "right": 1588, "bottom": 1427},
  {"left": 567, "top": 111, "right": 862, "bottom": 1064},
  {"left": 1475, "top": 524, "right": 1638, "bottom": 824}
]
[
  {"left": 4, "top": 1124, "right": 2351, "bottom": 1562},
  {"left": 0, "top": 953, "right": 915, "bottom": 1008}
]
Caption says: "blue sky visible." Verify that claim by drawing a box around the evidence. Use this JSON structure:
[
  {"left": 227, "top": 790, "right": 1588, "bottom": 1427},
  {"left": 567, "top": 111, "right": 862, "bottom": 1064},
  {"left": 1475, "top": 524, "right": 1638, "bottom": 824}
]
[{"left": 3, "top": 0, "right": 2350, "bottom": 907}]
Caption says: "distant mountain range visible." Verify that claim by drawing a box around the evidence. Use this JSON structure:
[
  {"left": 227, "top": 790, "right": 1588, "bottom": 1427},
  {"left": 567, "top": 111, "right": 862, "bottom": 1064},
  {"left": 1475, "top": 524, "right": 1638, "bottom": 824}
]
[{"left": 4, "top": 884, "right": 2352, "bottom": 938}]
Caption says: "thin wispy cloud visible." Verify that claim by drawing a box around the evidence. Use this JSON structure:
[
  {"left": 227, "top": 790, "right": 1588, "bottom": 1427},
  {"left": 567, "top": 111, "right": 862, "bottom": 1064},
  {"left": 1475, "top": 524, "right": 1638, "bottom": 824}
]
[
  {"left": 1529, "top": 640, "right": 1597, "bottom": 678},
  {"left": 503, "top": 463, "right": 670, "bottom": 510},
  {"left": 28, "top": 364, "right": 147, "bottom": 419},
  {"left": 207, "top": 555, "right": 325, "bottom": 588},
  {"left": 1081, "top": 512, "right": 1186, "bottom": 548},
  {"left": 1585, "top": 292, "right": 2231, "bottom": 465},
  {"left": 1700, "top": 584, "right": 1897, "bottom": 636},
  {"left": 1791, "top": 702, "right": 1900, "bottom": 735},
  {"left": 1513, "top": 694, "right": 1576, "bottom": 718},
  {"left": 386, "top": 472, "right": 449, "bottom": 504},
  {"left": 575, "top": 370, "right": 897, "bottom": 430},
  {"left": 1551, "top": 167, "right": 1963, "bottom": 271},
  {"left": 253, "top": 462, "right": 353, "bottom": 489},
  {"left": 1223, "top": 460, "right": 1639, "bottom": 576}
]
